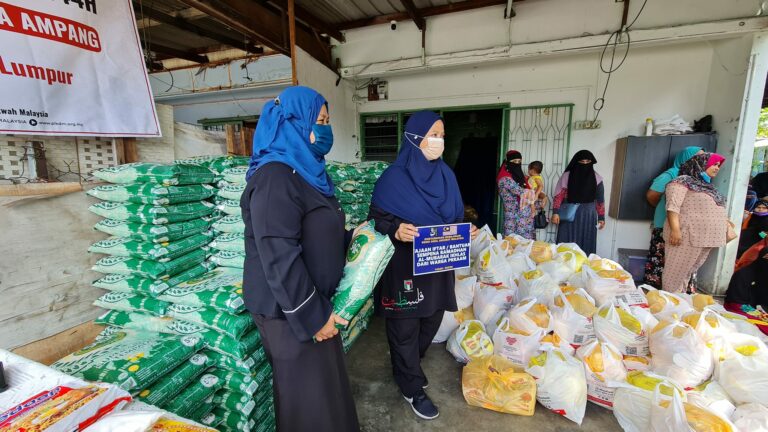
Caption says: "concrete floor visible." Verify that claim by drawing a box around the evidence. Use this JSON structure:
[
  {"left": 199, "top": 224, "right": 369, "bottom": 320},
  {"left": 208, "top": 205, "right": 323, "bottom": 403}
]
[{"left": 346, "top": 317, "right": 622, "bottom": 432}]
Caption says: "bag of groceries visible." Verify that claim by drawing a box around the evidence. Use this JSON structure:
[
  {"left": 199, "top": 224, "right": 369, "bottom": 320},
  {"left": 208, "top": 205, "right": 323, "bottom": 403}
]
[
  {"left": 593, "top": 302, "right": 650, "bottom": 356},
  {"left": 648, "top": 320, "right": 713, "bottom": 389},
  {"left": 517, "top": 270, "right": 559, "bottom": 306},
  {"left": 506, "top": 252, "right": 536, "bottom": 276},
  {"left": 575, "top": 339, "right": 627, "bottom": 410},
  {"left": 710, "top": 333, "right": 768, "bottom": 405},
  {"left": 433, "top": 276, "right": 477, "bottom": 343},
  {"left": 646, "top": 287, "right": 694, "bottom": 321},
  {"left": 462, "top": 355, "right": 537, "bottom": 416},
  {"left": 526, "top": 349, "right": 587, "bottom": 425},
  {"left": 681, "top": 309, "right": 737, "bottom": 343},
  {"left": 506, "top": 298, "right": 553, "bottom": 335},
  {"left": 649, "top": 385, "right": 736, "bottom": 432},
  {"left": 473, "top": 243, "right": 515, "bottom": 286},
  {"left": 492, "top": 317, "right": 545, "bottom": 368},
  {"left": 447, "top": 320, "right": 494, "bottom": 363},
  {"left": 687, "top": 381, "right": 737, "bottom": 423},
  {"left": 613, "top": 371, "right": 684, "bottom": 432},
  {"left": 470, "top": 225, "right": 494, "bottom": 262},
  {"left": 551, "top": 289, "right": 597, "bottom": 348},
  {"left": 524, "top": 241, "right": 556, "bottom": 264},
  {"left": 473, "top": 282, "right": 516, "bottom": 328}
]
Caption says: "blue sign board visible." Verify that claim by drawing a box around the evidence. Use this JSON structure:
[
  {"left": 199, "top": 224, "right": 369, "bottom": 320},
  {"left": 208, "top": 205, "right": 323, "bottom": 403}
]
[{"left": 413, "top": 223, "right": 471, "bottom": 276}]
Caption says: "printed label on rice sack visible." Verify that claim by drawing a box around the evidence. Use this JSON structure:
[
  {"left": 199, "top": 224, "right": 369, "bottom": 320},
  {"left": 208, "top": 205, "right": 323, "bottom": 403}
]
[
  {"left": 137, "top": 353, "right": 212, "bottom": 406},
  {"left": 214, "top": 391, "right": 257, "bottom": 415},
  {"left": 212, "top": 215, "right": 246, "bottom": 234},
  {"left": 612, "top": 289, "right": 649, "bottom": 308},
  {"left": 585, "top": 374, "right": 617, "bottom": 410},
  {"left": 212, "top": 369, "right": 260, "bottom": 395}
]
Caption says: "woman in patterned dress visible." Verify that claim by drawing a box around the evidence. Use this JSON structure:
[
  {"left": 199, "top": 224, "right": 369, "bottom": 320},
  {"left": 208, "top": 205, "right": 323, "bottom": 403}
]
[{"left": 497, "top": 150, "right": 536, "bottom": 239}]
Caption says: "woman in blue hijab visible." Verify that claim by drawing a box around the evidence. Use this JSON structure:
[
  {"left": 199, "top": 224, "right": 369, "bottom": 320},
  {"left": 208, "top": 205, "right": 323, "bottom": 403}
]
[
  {"left": 241, "top": 86, "right": 359, "bottom": 432},
  {"left": 369, "top": 111, "right": 475, "bottom": 420},
  {"left": 643, "top": 145, "right": 703, "bottom": 289}
]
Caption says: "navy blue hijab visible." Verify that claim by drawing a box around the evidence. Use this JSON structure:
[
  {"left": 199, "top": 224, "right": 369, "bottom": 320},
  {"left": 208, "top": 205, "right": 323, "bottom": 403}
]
[
  {"left": 245, "top": 86, "right": 334, "bottom": 197},
  {"left": 371, "top": 111, "right": 464, "bottom": 226}
]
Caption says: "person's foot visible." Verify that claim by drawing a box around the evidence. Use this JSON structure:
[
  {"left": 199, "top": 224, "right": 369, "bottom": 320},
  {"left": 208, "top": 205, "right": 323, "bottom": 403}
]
[{"left": 403, "top": 391, "right": 439, "bottom": 420}]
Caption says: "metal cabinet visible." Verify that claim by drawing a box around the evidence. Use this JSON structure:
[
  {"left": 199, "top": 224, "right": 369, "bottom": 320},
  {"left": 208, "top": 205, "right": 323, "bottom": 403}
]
[{"left": 609, "top": 134, "right": 717, "bottom": 220}]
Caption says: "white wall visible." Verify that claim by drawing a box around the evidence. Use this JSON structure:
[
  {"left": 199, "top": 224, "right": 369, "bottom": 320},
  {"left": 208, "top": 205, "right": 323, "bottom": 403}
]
[{"left": 295, "top": 48, "right": 360, "bottom": 163}]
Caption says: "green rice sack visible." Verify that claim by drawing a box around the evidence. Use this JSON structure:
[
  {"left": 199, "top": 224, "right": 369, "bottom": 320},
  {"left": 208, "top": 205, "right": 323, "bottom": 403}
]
[
  {"left": 93, "top": 291, "right": 170, "bottom": 315},
  {"left": 199, "top": 328, "right": 262, "bottom": 358},
  {"left": 136, "top": 352, "right": 213, "bottom": 406},
  {"left": 175, "top": 155, "right": 250, "bottom": 175},
  {"left": 217, "top": 182, "right": 246, "bottom": 201},
  {"left": 89, "top": 201, "right": 216, "bottom": 225},
  {"left": 213, "top": 390, "right": 264, "bottom": 416},
  {"left": 212, "top": 214, "right": 245, "bottom": 234},
  {"left": 326, "top": 162, "right": 357, "bottom": 182},
  {"left": 211, "top": 368, "right": 262, "bottom": 396},
  {"left": 167, "top": 304, "right": 254, "bottom": 339},
  {"left": 337, "top": 180, "right": 375, "bottom": 194},
  {"left": 92, "top": 262, "right": 216, "bottom": 297},
  {"left": 209, "top": 250, "right": 245, "bottom": 269},
  {"left": 343, "top": 202, "right": 370, "bottom": 217},
  {"left": 221, "top": 167, "right": 249, "bottom": 184},
  {"left": 214, "top": 197, "right": 242, "bottom": 216},
  {"left": 92, "top": 249, "right": 209, "bottom": 280},
  {"left": 331, "top": 221, "right": 394, "bottom": 322},
  {"left": 355, "top": 161, "right": 389, "bottom": 175},
  {"left": 88, "top": 233, "right": 212, "bottom": 262},
  {"left": 156, "top": 267, "right": 244, "bottom": 313},
  {"left": 95, "top": 311, "right": 189, "bottom": 334},
  {"left": 163, "top": 373, "right": 223, "bottom": 418},
  {"left": 209, "top": 232, "right": 245, "bottom": 253},
  {"left": 206, "top": 350, "right": 259, "bottom": 375},
  {"left": 190, "top": 402, "right": 216, "bottom": 424},
  {"left": 335, "top": 190, "right": 363, "bottom": 204},
  {"left": 92, "top": 163, "right": 217, "bottom": 185},
  {"left": 51, "top": 329, "right": 203, "bottom": 391},
  {"left": 199, "top": 411, "right": 224, "bottom": 429},
  {"left": 86, "top": 184, "right": 217, "bottom": 205},
  {"left": 210, "top": 408, "right": 255, "bottom": 432},
  {"left": 94, "top": 218, "right": 215, "bottom": 243}
]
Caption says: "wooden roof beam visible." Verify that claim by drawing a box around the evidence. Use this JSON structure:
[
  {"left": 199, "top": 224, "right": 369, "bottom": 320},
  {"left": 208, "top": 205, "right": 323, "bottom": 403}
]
[
  {"left": 266, "top": 0, "right": 345, "bottom": 43},
  {"left": 134, "top": 5, "right": 264, "bottom": 54},
  {"left": 142, "top": 39, "right": 209, "bottom": 63},
  {"left": 178, "top": 0, "right": 333, "bottom": 70},
  {"left": 338, "top": 0, "right": 509, "bottom": 30},
  {"left": 399, "top": 0, "right": 425, "bottom": 31}
]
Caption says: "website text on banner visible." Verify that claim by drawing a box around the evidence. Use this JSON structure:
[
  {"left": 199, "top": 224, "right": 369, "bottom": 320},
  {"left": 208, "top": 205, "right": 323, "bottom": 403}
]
[
  {"left": 0, "top": 0, "right": 160, "bottom": 136},
  {"left": 414, "top": 223, "right": 471, "bottom": 276}
]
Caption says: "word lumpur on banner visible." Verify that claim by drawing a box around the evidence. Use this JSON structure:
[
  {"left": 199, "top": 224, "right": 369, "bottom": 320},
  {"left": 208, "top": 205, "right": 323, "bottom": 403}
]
[
  {"left": 0, "top": 2, "right": 102, "bottom": 52},
  {"left": 0, "top": 56, "right": 74, "bottom": 86}
]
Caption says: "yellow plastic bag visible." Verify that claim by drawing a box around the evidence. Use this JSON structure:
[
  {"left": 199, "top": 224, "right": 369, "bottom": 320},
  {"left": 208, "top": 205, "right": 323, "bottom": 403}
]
[{"left": 462, "top": 355, "right": 537, "bottom": 416}]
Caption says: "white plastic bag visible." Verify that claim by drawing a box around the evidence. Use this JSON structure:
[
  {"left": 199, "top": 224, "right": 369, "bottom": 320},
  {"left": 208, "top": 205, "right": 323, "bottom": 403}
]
[
  {"left": 433, "top": 275, "right": 479, "bottom": 343},
  {"left": 506, "top": 252, "right": 536, "bottom": 275},
  {"left": 446, "top": 320, "right": 494, "bottom": 363},
  {"left": 517, "top": 269, "right": 559, "bottom": 306},
  {"left": 732, "top": 403, "right": 768, "bottom": 432},
  {"left": 646, "top": 287, "right": 694, "bottom": 321},
  {"left": 711, "top": 333, "right": 768, "bottom": 405},
  {"left": 613, "top": 371, "right": 683, "bottom": 432},
  {"left": 537, "top": 256, "right": 575, "bottom": 284},
  {"left": 648, "top": 320, "right": 713, "bottom": 388},
  {"left": 551, "top": 289, "right": 597, "bottom": 348},
  {"left": 686, "top": 381, "right": 736, "bottom": 422},
  {"left": 526, "top": 349, "right": 587, "bottom": 425},
  {"left": 584, "top": 266, "right": 639, "bottom": 307},
  {"left": 492, "top": 317, "right": 544, "bottom": 368},
  {"left": 649, "top": 387, "right": 693, "bottom": 432},
  {"left": 506, "top": 298, "right": 553, "bottom": 335},
  {"left": 681, "top": 309, "right": 737, "bottom": 344},
  {"left": 473, "top": 243, "right": 515, "bottom": 286},
  {"left": 594, "top": 302, "right": 650, "bottom": 356},
  {"left": 575, "top": 339, "right": 627, "bottom": 410},
  {"left": 524, "top": 240, "right": 557, "bottom": 264},
  {"left": 473, "top": 282, "right": 515, "bottom": 328},
  {"left": 470, "top": 225, "right": 494, "bottom": 262}
]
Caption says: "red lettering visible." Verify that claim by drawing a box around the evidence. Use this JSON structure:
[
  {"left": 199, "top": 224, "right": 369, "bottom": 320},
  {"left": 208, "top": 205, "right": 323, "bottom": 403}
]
[{"left": 0, "top": 2, "right": 102, "bottom": 52}]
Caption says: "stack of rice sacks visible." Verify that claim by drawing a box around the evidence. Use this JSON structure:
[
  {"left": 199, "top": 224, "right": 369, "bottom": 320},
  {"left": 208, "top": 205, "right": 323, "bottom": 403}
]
[
  {"left": 327, "top": 161, "right": 388, "bottom": 351},
  {"left": 80, "top": 158, "right": 275, "bottom": 432}
]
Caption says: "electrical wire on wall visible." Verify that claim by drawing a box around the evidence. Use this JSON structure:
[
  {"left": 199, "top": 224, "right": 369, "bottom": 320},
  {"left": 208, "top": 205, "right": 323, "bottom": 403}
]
[{"left": 591, "top": 0, "right": 648, "bottom": 123}]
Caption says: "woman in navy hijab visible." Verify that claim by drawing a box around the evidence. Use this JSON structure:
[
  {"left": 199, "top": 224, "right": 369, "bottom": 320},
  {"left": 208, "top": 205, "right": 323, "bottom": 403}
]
[
  {"left": 241, "top": 86, "right": 359, "bottom": 432},
  {"left": 369, "top": 111, "right": 477, "bottom": 420}
]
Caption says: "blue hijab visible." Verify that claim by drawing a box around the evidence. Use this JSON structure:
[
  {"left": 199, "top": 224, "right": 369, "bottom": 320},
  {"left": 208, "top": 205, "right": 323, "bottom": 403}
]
[
  {"left": 245, "top": 86, "right": 334, "bottom": 197},
  {"left": 371, "top": 111, "right": 464, "bottom": 226},
  {"left": 664, "top": 146, "right": 702, "bottom": 180}
]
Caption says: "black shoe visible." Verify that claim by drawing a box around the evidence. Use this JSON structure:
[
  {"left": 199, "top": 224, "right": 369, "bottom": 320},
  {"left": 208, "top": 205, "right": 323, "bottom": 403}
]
[{"left": 403, "top": 391, "right": 439, "bottom": 420}]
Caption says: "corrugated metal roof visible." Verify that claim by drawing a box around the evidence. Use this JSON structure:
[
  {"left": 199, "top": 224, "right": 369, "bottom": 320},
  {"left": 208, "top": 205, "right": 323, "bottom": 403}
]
[{"left": 297, "top": 0, "right": 462, "bottom": 24}]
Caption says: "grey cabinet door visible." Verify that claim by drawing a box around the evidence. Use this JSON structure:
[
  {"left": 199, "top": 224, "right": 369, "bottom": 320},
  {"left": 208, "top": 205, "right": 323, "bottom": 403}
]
[
  {"left": 618, "top": 136, "right": 672, "bottom": 220},
  {"left": 668, "top": 134, "right": 718, "bottom": 166}
]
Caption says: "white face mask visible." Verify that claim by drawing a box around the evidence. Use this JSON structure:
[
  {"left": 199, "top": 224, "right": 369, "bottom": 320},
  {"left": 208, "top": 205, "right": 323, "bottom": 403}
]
[{"left": 422, "top": 137, "right": 445, "bottom": 160}]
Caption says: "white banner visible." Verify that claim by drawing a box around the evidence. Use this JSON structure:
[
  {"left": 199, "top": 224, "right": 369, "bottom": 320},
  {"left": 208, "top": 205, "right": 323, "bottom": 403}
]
[{"left": 0, "top": 0, "right": 160, "bottom": 137}]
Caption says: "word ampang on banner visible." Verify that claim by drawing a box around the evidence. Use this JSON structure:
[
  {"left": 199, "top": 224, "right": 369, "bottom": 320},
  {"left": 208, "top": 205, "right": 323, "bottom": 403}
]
[{"left": 0, "top": 0, "right": 160, "bottom": 136}]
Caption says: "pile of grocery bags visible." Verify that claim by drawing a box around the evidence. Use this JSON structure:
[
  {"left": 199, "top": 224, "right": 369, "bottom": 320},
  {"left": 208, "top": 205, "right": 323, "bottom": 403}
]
[{"left": 441, "top": 226, "right": 768, "bottom": 431}]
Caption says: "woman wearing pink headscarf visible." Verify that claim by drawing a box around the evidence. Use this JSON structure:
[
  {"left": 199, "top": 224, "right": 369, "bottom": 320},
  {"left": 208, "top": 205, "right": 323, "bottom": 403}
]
[{"left": 662, "top": 152, "right": 731, "bottom": 293}]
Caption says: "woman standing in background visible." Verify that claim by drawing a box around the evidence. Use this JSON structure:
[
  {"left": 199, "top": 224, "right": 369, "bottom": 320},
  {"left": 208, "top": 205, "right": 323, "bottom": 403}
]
[
  {"left": 497, "top": 150, "right": 536, "bottom": 239},
  {"left": 643, "top": 146, "right": 703, "bottom": 288},
  {"left": 551, "top": 150, "right": 605, "bottom": 255},
  {"left": 663, "top": 152, "right": 730, "bottom": 293}
]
